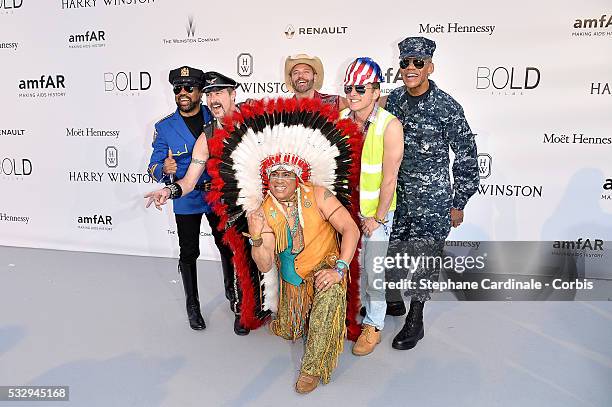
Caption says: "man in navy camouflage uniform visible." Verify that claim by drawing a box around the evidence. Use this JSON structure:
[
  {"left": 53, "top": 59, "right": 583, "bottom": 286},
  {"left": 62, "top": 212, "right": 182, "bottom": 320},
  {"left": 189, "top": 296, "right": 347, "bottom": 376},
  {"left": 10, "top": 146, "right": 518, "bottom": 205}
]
[{"left": 385, "top": 37, "right": 479, "bottom": 350}]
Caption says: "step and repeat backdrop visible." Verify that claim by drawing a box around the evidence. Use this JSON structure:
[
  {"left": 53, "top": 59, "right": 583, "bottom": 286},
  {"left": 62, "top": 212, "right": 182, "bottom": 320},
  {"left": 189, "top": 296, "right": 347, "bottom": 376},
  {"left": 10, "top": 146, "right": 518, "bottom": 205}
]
[{"left": 1, "top": 0, "right": 611, "bottom": 264}]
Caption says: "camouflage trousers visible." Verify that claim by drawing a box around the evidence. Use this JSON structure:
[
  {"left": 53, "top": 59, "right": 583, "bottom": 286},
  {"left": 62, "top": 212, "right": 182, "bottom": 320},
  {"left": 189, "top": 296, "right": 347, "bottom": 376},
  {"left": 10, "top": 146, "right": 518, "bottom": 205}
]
[{"left": 387, "top": 211, "right": 449, "bottom": 302}]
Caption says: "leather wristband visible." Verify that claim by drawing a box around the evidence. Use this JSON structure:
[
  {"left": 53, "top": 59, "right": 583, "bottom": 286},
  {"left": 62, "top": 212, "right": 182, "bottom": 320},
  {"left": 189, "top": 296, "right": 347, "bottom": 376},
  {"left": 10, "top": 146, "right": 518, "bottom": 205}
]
[{"left": 164, "top": 183, "right": 183, "bottom": 199}]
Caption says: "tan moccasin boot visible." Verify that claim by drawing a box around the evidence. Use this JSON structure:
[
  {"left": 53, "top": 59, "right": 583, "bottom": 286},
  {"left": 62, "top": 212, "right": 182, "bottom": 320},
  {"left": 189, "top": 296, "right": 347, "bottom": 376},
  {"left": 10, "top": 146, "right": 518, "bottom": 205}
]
[
  {"left": 352, "top": 324, "right": 381, "bottom": 356},
  {"left": 295, "top": 372, "right": 320, "bottom": 394}
]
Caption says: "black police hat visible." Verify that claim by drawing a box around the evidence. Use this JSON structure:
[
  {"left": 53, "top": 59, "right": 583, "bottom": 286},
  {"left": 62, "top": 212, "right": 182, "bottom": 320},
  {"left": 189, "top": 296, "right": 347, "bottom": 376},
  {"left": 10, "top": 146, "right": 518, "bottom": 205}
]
[
  {"left": 202, "top": 71, "right": 240, "bottom": 93},
  {"left": 168, "top": 66, "right": 205, "bottom": 87}
]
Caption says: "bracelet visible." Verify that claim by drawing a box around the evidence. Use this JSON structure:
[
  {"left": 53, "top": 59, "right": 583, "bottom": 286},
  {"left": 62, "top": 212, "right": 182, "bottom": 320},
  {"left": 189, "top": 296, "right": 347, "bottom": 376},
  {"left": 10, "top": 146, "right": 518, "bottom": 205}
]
[
  {"left": 335, "top": 259, "right": 349, "bottom": 278},
  {"left": 165, "top": 183, "right": 183, "bottom": 199},
  {"left": 373, "top": 214, "right": 388, "bottom": 224}
]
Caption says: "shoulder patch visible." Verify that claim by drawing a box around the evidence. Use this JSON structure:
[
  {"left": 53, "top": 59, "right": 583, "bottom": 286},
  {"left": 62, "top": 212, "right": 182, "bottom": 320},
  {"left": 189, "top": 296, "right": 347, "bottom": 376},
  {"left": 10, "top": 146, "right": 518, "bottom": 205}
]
[{"left": 155, "top": 111, "right": 174, "bottom": 126}]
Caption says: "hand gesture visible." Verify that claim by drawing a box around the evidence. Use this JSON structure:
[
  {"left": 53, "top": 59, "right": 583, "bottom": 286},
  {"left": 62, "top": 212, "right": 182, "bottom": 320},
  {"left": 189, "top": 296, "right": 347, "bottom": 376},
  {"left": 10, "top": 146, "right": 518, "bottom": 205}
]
[
  {"left": 144, "top": 188, "right": 170, "bottom": 211},
  {"left": 246, "top": 206, "right": 266, "bottom": 236},
  {"left": 163, "top": 149, "right": 177, "bottom": 175},
  {"left": 450, "top": 208, "right": 464, "bottom": 228}
]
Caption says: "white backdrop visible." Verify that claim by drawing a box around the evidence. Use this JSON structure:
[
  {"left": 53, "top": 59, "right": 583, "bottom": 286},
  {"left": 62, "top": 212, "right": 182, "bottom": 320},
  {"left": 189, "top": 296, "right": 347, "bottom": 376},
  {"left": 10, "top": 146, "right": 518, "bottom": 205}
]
[{"left": 1, "top": 0, "right": 611, "bottom": 261}]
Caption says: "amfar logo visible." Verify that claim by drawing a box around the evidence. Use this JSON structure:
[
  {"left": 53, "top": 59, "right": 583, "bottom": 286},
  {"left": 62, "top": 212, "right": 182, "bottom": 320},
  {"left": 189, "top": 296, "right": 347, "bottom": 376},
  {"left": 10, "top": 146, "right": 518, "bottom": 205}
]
[
  {"left": 237, "top": 53, "right": 253, "bottom": 77},
  {"left": 543, "top": 132, "right": 611, "bottom": 145},
  {"left": 0, "top": 42, "right": 18, "bottom": 51},
  {"left": 162, "top": 16, "right": 220, "bottom": 46},
  {"left": 552, "top": 239, "right": 605, "bottom": 259},
  {"left": 105, "top": 146, "right": 118, "bottom": 168},
  {"left": 77, "top": 214, "right": 113, "bottom": 231},
  {"left": 104, "top": 71, "right": 151, "bottom": 94},
  {"left": 18, "top": 75, "right": 66, "bottom": 99},
  {"left": 0, "top": 212, "right": 29, "bottom": 224},
  {"left": 19, "top": 75, "right": 65, "bottom": 89},
  {"left": 477, "top": 154, "right": 543, "bottom": 198},
  {"left": 572, "top": 14, "right": 612, "bottom": 37},
  {"left": 68, "top": 30, "right": 106, "bottom": 49},
  {"left": 476, "top": 66, "right": 540, "bottom": 95},
  {"left": 1, "top": 0, "right": 23, "bottom": 12},
  {"left": 419, "top": 22, "right": 495, "bottom": 35},
  {"left": 1, "top": 157, "right": 32, "bottom": 179},
  {"left": 477, "top": 153, "right": 491, "bottom": 179},
  {"left": 284, "top": 24, "right": 348, "bottom": 39},
  {"left": 590, "top": 82, "right": 611, "bottom": 95},
  {"left": 603, "top": 178, "right": 612, "bottom": 201}
]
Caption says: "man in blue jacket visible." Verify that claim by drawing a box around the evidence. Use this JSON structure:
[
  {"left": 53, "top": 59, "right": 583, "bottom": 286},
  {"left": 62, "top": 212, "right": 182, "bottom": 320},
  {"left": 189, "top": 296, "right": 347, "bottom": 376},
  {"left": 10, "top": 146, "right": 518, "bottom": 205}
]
[{"left": 148, "top": 66, "right": 213, "bottom": 331}]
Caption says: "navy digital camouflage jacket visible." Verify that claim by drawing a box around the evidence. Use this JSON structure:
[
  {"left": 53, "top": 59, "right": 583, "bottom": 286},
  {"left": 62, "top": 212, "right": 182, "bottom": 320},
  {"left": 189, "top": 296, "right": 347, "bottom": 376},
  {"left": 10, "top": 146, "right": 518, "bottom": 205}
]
[{"left": 386, "top": 80, "right": 479, "bottom": 240}]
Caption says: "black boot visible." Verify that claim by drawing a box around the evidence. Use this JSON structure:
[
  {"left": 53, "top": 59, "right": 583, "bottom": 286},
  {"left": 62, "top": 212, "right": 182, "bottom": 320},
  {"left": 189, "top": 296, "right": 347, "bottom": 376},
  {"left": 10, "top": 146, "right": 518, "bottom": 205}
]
[
  {"left": 359, "top": 301, "right": 406, "bottom": 318},
  {"left": 233, "top": 314, "right": 250, "bottom": 336},
  {"left": 392, "top": 300, "right": 424, "bottom": 350},
  {"left": 179, "top": 262, "right": 206, "bottom": 330}
]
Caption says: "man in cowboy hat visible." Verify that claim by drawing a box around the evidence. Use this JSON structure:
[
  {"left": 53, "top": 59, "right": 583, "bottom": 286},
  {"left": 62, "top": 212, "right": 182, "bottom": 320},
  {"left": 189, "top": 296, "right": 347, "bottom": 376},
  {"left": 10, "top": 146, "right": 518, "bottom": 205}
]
[{"left": 284, "top": 53, "right": 348, "bottom": 110}]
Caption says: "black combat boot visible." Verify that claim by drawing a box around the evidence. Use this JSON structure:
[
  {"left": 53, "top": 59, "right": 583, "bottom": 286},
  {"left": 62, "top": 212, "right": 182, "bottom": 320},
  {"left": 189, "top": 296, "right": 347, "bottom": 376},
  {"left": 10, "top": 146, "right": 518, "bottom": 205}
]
[
  {"left": 392, "top": 300, "right": 424, "bottom": 350},
  {"left": 179, "top": 262, "right": 206, "bottom": 330}
]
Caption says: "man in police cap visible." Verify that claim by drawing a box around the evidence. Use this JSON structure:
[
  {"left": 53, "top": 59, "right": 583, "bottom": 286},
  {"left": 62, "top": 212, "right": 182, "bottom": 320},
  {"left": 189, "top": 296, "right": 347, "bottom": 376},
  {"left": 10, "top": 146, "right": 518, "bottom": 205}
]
[
  {"left": 201, "top": 70, "right": 250, "bottom": 335},
  {"left": 147, "top": 66, "right": 214, "bottom": 331},
  {"left": 385, "top": 37, "right": 479, "bottom": 350}
]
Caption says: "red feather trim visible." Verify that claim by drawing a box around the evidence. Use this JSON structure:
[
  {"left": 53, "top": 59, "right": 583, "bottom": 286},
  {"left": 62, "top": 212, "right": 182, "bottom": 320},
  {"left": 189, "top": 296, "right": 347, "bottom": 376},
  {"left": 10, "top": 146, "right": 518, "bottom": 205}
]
[{"left": 222, "top": 226, "right": 265, "bottom": 329}]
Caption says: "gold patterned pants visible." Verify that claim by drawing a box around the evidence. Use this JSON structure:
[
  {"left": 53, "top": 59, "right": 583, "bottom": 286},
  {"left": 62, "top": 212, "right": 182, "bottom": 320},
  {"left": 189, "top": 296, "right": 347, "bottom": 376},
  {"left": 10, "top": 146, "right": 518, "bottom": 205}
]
[{"left": 271, "top": 275, "right": 347, "bottom": 384}]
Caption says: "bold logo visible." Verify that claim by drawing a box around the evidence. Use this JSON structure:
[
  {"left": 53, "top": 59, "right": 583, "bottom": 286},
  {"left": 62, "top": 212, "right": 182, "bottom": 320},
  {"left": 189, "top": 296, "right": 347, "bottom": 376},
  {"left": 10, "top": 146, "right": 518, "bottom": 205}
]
[
  {"left": 476, "top": 67, "right": 540, "bottom": 94},
  {"left": 0, "top": 42, "right": 18, "bottom": 51},
  {"left": 419, "top": 22, "right": 495, "bottom": 35},
  {"left": 237, "top": 53, "right": 253, "bottom": 77},
  {"left": 1, "top": 157, "right": 32, "bottom": 177},
  {"left": 543, "top": 132, "right": 611, "bottom": 145},
  {"left": 0, "top": 212, "right": 29, "bottom": 224},
  {"left": 19, "top": 75, "right": 65, "bottom": 90},
  {"left": 285, "top": 25, "right": 295, "bottom": 39},
  {"left": 553, "top": 239, "right": 604, "bottom": 255},
  {"left": 180, "top": 67, "right": 189, "bottom": 77},
  {"left": 590, "top": 82, "right": 611, "bottom": 95},
  {"left": 1, "top": 0, "right": 23, "bottom": 10},
  {"left": 105, "top": 146, "right": 118, "bottom": 168},
  {"left": 186, "top": 15, "right": 195, "bottom": 37},
  {"left": 103, "top": 71, "right": 151, "bottom": 93},
  {"left": 477, "top": 153, "right": 491, "bottom": 179}
]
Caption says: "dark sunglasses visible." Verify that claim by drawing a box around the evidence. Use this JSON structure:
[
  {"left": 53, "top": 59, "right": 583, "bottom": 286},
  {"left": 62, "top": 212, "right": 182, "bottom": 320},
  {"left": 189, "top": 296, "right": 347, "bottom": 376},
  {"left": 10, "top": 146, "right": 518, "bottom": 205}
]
[
  {"left": 173, "top": 85, "right": 197, "bottom": 95},
  {"left": 399, "top": 58, "right": 427, "bottom": 69},
  {"left": 343, "top": 84, "right": 370, "bottom": 95}
]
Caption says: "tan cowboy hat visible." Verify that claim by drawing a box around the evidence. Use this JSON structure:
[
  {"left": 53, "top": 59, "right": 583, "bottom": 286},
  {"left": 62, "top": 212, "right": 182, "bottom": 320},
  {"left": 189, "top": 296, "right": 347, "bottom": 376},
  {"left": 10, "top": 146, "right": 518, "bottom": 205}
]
[{"left": 284, "top": 54, "right": 324, "bottom": 92}]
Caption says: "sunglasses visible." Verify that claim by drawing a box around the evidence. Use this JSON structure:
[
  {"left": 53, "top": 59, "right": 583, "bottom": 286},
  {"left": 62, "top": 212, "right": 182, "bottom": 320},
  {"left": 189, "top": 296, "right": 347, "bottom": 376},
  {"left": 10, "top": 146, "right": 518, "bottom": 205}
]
[
  {"left": 173, "top": 85, "right": 197, "bottom": 95},
  {"left": 343, "top": 84, "right": 370, "bottom": 95},
  {"left": 399, "top": 58, "right": 427, "bottom": 69}
]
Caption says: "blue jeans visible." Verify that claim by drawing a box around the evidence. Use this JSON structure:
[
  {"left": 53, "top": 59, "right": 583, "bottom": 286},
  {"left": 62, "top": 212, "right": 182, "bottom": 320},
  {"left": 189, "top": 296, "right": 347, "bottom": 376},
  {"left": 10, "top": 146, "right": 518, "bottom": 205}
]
[{"left": 360, "top": 211, "right": 394, "bottom": 330}]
